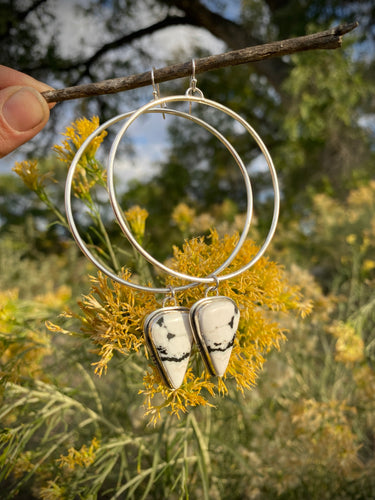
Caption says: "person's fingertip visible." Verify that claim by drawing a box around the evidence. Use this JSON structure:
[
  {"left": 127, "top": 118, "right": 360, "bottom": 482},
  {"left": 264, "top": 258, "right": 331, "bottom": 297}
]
[{"left": 2, "top": 87, "right": 49, "bottom": 132}]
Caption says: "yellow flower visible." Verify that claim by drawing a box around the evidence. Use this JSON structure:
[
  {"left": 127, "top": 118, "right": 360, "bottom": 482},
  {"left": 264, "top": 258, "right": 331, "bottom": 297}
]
[
  {"left": 360, "top": 236, "right": 370, "bottom": 252},
  {"left": 219, "top": 198, "right": 237, "bottom": 219},
  {"left": 141, "top": 369, "right": 216, "bottom": 426},
  {"left": 125, "top": 205, "right": 149, "bottom": 243},
  {"left": 346, "top": 234, "right": 357, "bottom": 245},
  {"left": 12, "top": 159, "right": 50, "bottom": 193},
  {"left": 362, "top": 259, "right": 375, "bottom": 272},
  {"left": 354, "top": 365, "right": 375, "bottom": 402},
  {"left": 53, "top": 117, "right": 107, "bottom": 199},
  {"left": 53, "top": 116, "right": 107, "bottom": 165},
  {"left": 11, "top": 451, "right": 34, "bottom": 479},
  {"left": 75, "top": 268, "right": 158, "bottom": 377},
  {"left": 0, "top": 289, "right": 18, "bottom": 332},
  {"left": 39, "top": 481, "right": 66, "bottom": 500},
  {"left": 172, "top": 202, "right": 196, "bottom": 233},
  {"left": 36, "top": 285, "right": 72, "bottom": 307},
  {"left": 190, "top": 212, "right": 215, "bottom": 234},
  {"left": 58, "top": 437, "right": 100, "bottom": 471},
  {"left": 328, "top": 321, "right": 364, "bottom": 364}
]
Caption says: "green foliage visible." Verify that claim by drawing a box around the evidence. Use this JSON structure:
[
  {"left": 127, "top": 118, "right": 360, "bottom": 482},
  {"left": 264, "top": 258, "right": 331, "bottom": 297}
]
[{"left": 278, "top": 47, "right": 374, "bottom": 211}]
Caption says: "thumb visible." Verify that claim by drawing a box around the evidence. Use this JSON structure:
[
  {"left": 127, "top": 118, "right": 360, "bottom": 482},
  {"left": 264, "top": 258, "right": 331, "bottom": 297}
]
[{"left": 0, "top": 86, "right": 50, "bottom": 158}]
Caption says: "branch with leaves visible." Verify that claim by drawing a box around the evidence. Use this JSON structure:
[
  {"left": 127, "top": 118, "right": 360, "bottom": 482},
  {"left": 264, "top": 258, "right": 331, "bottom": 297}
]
[{"left": 42, "top": 22, "right": 358, "bottom": 103}]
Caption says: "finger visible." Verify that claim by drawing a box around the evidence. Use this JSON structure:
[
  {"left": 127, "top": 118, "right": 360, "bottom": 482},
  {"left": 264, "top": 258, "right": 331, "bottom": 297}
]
[
  {"left": 0, "top": 65, "right": 55, "bottom": 109},
  {"left": 0, "top": 85, "right": 51, "bottom": 158}
]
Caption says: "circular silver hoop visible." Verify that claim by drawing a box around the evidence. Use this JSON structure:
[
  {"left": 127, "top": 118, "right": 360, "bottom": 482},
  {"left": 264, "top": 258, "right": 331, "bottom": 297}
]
[
  {"left": 65, "top": 106, "right": 254, "bottom": 293},
  {"left": 107, "top": 95, "right": 279, "bottom": 287}
]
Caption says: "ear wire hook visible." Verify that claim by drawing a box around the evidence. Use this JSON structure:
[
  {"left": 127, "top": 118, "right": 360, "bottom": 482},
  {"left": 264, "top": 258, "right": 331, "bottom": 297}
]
[
  {"left": 151, "top": 67, "right": 166, "bottom": 119},
  {"left": 190, "top": 59, "right": 197, "bottom": 93},
  {"left": 186, "top": 59, "right": 204, "bottom": 114}
]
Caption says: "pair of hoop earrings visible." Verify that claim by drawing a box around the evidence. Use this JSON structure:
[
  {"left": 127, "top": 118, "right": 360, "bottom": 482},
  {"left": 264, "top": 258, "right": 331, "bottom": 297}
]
[{"left": 65, "top": 62, "right": 280, "bottom": 389}]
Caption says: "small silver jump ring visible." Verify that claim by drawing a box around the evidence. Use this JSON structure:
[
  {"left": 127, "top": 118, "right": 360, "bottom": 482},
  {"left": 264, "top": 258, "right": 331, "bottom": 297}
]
[
  {"left": 185, "top": 86, "right": 204, "bottom": 98},
  {"left": 205, "top": 275, "right": 220, "bottom": 297},
  {"left": 163, "top": 286, "right": 177, "bottom": 307}
]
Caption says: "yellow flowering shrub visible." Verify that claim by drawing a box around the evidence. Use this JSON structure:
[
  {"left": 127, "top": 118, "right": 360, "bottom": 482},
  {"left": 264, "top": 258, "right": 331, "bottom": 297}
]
[
  {"left": 239, "top": 396, "right": 364, "bottom": 497},
  {"left": 48, "top": 229, "right": 309, "bottom": 423},
  {"left": 311, "top": 182, "right": 375, "bottom": 269},
  {"left": 288, "top": 399, "right": 361, "bottom": 477},
  {"left": 9, "top": 115, "right": 312, "bottom": 423},
  {"left": 0, "top": 289, "right": 52, "bottom": 385},
  {"left": 11, "top": 451, "right": 34, "bottom": 480}
]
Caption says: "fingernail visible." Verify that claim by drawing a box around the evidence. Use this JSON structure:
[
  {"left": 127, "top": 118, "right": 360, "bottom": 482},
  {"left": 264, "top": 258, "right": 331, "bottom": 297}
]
[{"left": 3, "top": 87, "right": 47, "bottom": 132}]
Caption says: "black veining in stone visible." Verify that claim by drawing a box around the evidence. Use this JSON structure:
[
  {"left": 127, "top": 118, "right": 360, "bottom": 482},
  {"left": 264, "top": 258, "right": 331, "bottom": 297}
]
[
  {"left": 157, "top": 349, "right": 191, "bottom": 362},
  {"left": 207, "top": 332, "right": 236, "bottom": 353}
]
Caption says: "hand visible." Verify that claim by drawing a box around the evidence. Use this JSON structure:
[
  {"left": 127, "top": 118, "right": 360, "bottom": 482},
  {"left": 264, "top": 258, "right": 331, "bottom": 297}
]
[{"left": 0, "top": 65, "right": 55, "bottom": 158}]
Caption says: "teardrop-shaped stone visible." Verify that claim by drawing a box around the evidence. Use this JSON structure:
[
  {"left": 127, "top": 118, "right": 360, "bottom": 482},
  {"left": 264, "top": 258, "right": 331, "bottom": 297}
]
[
  {"left": 190, "top": 296, "right": 239, "bottom": 377},
  {"left": 144, "top": 307, "right": 193, "bottom": 389}
]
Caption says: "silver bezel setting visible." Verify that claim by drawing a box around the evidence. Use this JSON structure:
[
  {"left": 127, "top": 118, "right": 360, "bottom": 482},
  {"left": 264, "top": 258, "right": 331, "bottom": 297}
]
[
  {"left": 144, "top": 306, "right": 191, "bottom": 389},
  {"left": 189, "top": 296, "right": 239, "bottom": 377}
]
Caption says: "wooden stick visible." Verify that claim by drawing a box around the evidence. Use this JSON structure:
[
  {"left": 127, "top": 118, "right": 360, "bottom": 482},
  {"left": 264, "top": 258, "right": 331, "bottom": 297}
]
[{"left": 42, "top": 22, "right": 358, "bottom": 103}]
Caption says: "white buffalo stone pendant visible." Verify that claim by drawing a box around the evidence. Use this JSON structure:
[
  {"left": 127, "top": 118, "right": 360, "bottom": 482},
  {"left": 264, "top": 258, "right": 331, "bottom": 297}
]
[
  {"left": 144, "top": 307, "right": 193, "bottom": 389},
  {"left": 190, "top": 296, "right": 240, "bottom": 377}
]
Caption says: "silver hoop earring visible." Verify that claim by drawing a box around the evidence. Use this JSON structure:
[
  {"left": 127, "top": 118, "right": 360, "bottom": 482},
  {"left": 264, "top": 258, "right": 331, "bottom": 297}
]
[{"left": 65, "top": 65, "right": 280, "bottom": 389}]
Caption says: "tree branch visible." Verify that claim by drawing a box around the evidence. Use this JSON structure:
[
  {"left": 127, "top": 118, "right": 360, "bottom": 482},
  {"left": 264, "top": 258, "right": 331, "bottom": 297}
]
[{"left": 42, "top": 22, "right": 358, "bottom": 104}]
